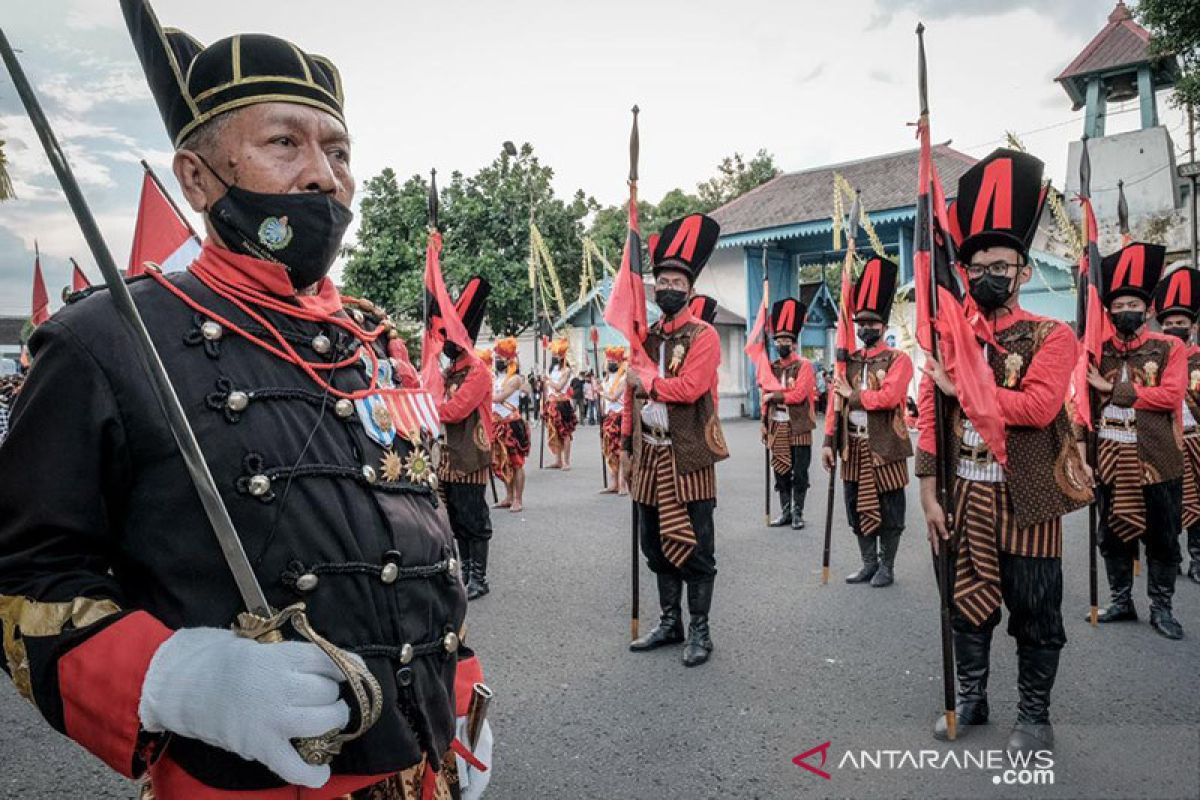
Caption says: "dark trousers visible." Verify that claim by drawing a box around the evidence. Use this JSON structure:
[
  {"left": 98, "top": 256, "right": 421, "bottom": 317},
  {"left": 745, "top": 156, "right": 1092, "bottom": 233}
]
[
  {"left": 951, "top": 552, "right": 1066, "bottom": 651},
  {"left": 638, "top": 500, "right": 717, "bottom": 583},
  {"left": 773, "top": 444, "right": 811, "bottom": 496},
  {"left": 1097, "top": 478, "right": 1183, "bottom": 565},
  {"left": 443, "top": 481, "right": 492, "bottom": 548},
  {"left": 844, "top": 483, "right": 906, "bottom": 540}
]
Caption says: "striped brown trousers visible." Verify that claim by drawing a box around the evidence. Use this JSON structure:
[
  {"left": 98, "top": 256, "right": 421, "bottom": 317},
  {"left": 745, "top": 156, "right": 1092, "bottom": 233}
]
[
  {"left": 1097, "top": 438, "right": 1147, "bottom": 542},
  {"left": 632, "top": 438, "right": 716, "bottom": 568},
  {"left": 844, "top": 436, "right": 908, "bottom": 536}
]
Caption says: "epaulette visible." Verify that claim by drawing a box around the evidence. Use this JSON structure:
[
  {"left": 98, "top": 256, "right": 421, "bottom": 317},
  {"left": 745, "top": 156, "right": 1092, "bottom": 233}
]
[{"left": 64, "top": 273, "right": 155, "bottom": 304}]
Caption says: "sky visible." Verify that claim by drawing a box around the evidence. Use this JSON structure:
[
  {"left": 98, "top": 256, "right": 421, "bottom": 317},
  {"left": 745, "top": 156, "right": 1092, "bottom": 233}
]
[{"left": 0, "top": 0, "right": 1192, "bottom": 318}]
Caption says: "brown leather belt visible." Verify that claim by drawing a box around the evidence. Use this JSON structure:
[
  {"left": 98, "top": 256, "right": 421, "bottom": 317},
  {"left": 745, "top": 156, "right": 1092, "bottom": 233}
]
[{"left": 958, "top": 443, "right": 996, "bottom": 466}]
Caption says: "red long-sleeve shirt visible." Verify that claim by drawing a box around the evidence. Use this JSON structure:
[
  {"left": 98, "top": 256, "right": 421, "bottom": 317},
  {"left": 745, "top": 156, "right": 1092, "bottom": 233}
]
[
  {"left": 824, "top": 346, "right": 913, "bottom": 437},
  {"left": 1102, "top": 329, "right": 1186, "bottom": 412},
  {"left": 620, "top": 307, "right": 720, "bottom": 436},
  {"left": 916, "top": 306, "right": 1076, "bottom": 458},
  {"left": 438, "top": 355, "right": 491, "bottom": 424}
]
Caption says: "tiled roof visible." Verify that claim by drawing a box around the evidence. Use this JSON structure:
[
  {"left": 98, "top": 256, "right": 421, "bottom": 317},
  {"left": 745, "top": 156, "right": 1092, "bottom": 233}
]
[
  {"left": 1056, "top": 2, "right": 1152, "bottom": 83},
  {"left": 709, "top": 144, "right": 977, "bottom": 237}
]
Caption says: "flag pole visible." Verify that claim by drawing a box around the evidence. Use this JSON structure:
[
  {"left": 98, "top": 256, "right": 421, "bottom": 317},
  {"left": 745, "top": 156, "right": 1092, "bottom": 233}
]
[
  {"left": 1079, "top": 139, "right": 1100, "bottom": 626},
  {"left": 140, "top": 159, "right": 201, "bottom": 243},
  {"left": 917, "top": 22, "right": 957, "bottom": 742},
  {"left": 628, "top": 104, "right": 641, "bottom": 642},
  {"left": 762, "top": 249, "right": 773, "bottom": 526}
]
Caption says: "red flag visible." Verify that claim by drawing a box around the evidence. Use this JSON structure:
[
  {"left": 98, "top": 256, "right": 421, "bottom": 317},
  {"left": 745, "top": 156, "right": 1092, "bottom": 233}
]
[
  {"left": 128, "top": 170, "right": 200, "bottom": 276},
  {"left": 743, "top": 276, "right": 784, "bottom": 394},
  {"left": 70, "top": 258, "right": 90, "bottom": 292},
  {"left": 30, "top": 242, "right": 49, "bottom": 326},
  {"left": 603, "top": 182, "right": 657, "bottom": 386},
  {"left": 589, "top": 326, "right": 599, "bottom": 344},
  {"left": 420, "top": 230, "right": 476, "bottom": 401},
  {"left": 914, "top": 114, "right": 1008, "bottom": 466},
  {"left": 1072, "top": 193, "right": 1112, "bottom": 430}
]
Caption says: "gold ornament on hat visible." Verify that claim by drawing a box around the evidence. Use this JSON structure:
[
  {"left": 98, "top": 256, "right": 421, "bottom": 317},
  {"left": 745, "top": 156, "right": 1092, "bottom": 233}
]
[
  {"left": 1004, "top": 353, "right": 1024, "bottom": 388},
  {"left": 1143, "top": 360, "right": 1159, "bottom": 387}
]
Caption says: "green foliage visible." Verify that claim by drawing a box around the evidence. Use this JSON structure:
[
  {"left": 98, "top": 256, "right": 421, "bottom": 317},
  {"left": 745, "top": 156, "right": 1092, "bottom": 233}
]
[
  {"left": 696, "top": 149, "right": 780, "bottom": 209},
  {"left": 1138, "top": 0, "right": 1200, "bottom": 109}
]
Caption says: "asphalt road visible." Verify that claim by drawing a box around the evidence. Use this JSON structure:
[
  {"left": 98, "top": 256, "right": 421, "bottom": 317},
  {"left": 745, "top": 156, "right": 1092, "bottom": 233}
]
[{"left": 3, "top": 417, "right": 1198, "bottom": 799}]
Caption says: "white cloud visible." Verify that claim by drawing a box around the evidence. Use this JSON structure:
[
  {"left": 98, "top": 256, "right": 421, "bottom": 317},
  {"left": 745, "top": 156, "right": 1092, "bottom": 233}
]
[
  {"left": 37, "top": 68, "right": 150, "bottom": 116},
  {"left": 65, "top": 0, "right": 126, "bottom": 31},
  {"left": 0, "top": 206, "right": 137, "bottom": 271}
]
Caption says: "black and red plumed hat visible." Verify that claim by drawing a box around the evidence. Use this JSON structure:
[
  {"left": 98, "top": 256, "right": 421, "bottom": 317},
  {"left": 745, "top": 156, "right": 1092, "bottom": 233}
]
[
  {"left": 1153, "top": 267, "right": 1200, "bottom": 322},
  {"left": 770, "top": 298, "right": 806, "bottom": 340},
  {"left": 852, "top": 256, "right": 899, "bottom": 323},
  {"left": 121, "top": 0, "right": 345, "bottom": 147},
  {"left": 1101, "top": 242, "right": 1166, "bottom": 305},
  {"left": 452, "top": 277, "right": 491, "bottom": 345},
  {"left": 688, "top": 294, "right": 718, "bottom": 325},
  {"left": 950, "top": 148, "right": 1048, "bottom": 266},
  {"left": 651, "top": 214, "right": 721, "bottom": 282}
]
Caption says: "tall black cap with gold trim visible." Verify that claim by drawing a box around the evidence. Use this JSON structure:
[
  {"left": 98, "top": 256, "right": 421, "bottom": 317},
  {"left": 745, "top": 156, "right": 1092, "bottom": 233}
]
[{"left": 121, "top": 0, "right": 345, "bottom": 148}]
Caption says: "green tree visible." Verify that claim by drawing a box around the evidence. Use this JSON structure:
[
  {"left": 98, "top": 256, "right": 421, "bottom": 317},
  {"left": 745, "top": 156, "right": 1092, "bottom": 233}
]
[
  {"left": 695, "top": 149, "right": 779, "bottom": 209},
  {"left": 1138, "top": 0, "right": 1200, "bottom": 108}
]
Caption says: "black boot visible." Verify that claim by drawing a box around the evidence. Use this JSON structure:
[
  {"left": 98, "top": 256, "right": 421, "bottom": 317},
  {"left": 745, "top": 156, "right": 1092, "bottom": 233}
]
[
  {"left": 466, "top": 540, "right": 490, "bottom": 600},
  {"left": 630, "top": 574, "right": 685, "bottom": 651},
  {"left": 1147, "top": 559, "right": 1184, "bottom": 640},
  {"left": 871, "top": 532, "right": 901, "bottom": 587},
  {"left": 1188, "top": 527, "right": 1200, "bottom": 584},
  {"left": 769, "top": 490, "right": 793, "bottom": 527},
  {"left": 1007, "top": 646, "right": 1059, "bottom": 755},
  {"left": 1095, "top": 556, "right": 1138, "bottom": 622},
  {"left": 791, "top": 488, "right": 807, "bottom": 530},
  {"left": 456, "top": 538, "right": 472, "bottom": 593},
  {"left": 845, "top": 536, "right": 879, "bottom": 583},
  {"left": 933, "top": 627, "right": 992, "bottom": 740},
  {"left": 682, "top": 580, "right": 714, "bottom": 667}
]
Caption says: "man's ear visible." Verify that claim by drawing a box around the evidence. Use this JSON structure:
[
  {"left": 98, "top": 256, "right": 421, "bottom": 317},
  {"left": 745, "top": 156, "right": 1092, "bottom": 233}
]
[
  {"left": 174, "top": 150, "right": 212, "bottom": 213},
  {"left": 1016, "top": 262, "right": 1034, "bottom": 287}
]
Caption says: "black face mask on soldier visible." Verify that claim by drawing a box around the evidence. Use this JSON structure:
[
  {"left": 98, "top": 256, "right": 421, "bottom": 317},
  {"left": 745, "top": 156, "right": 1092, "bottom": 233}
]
[
  {"left": 968, "top": 273, "right": 1014, "bottom": 312},
  {"left": 858, "top": 328, "right": 882, "bottom": 348},
  {"left": 776, "top": 343, "right": 793, "bottom": 357},
  {"left": 655, "top": 288, "right": 688, "bottom": 316},
  {"left": 198, "top": 154, "right": 353, "bottom": 290},
  {"left": 607, "top": 363, "right": 618, "bottom": 374},
  {"left": 1111, "top": 310, "right": 1145, "bottom": 337},
  {"left": 1162, "top": 326, "right": 1192, "bottom": 343}
]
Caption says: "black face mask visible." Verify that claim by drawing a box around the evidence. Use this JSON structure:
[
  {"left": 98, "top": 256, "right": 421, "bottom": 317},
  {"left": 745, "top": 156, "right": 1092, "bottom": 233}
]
[
  {"left": 495, "top": 360, "right": 508, "bottom": 372},
  {"left": 858, "top": 328, "right": 882, "bottom": 348},
  {"left": 968, "top": 273, "right": 1014, "bottom": 312},
  {"left": 1163, "top": 326, "right": 1192, "bottom": 343},
  {"left": 200, "top": 156, "right": 353, "bottom": 290},
  {"left": 607, "top": 363, "right": 618, "bottom": 373},
  {"left": 443, "top": 342, "right": 463, "bottom": 361},
  {"left": 1111, "top": 310, "right": 1145, "bottom": 337},
  {"left": 776, "top": 344, "right": 793, "bottom": 357},
  {"left": 655, "top": 289, "right": 688, "bottom": 316}
]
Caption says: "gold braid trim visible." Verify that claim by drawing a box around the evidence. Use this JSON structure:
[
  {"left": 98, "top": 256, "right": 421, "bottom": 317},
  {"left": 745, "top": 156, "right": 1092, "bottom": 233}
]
[{"left": 0, "top": 596, "right": 121, "bottom": 702}]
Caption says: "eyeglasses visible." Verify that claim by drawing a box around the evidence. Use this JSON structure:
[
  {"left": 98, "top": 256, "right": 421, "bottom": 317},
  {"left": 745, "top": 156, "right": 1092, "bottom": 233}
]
[{"left": 964, "top": 260, "right": 1023, "bottom": 279}]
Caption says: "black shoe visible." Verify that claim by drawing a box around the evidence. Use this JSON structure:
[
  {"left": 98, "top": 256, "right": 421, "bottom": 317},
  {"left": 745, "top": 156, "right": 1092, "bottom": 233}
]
[
  {"left": 769, "top": 492, "right": 793, "bottom": 527},
  {"left": 681, "top": 580, "right": 714, "bottom": 667},
  {"left": 791, "top": 489, "right": 807, "bottom": 530},
  {"left": 630, "top": 574, "right": 685, "bottom": 651},
  {"left": 1189, "top": 561, "right": 1200, "bottom": 585},
  {"left": 466, "top": 541, "right": 490, "bottom": 600},
  {"left": 1007, "top": 722, "right": 1055, "bottom": 754},
  {"left": 1150, "top": 608, "right": 1184, "bottom": 639},
  {"left": 932, "top": 626, "right": 991, "bottom": 741},
  {"left": 791, "top": 515, "right": 806, "bottom": 530},
  {"left": 1007, "top": 646, "right": 1059, "bottom": 755},
  {"left": 845, "top": 536, "right": 879, "bottom": 583},
  {"left": 1095, "top": 555, "right": 1137, "bottom": 622},
  {"left": 870, "top": 563, "right": 894, "bottom": 587},
  {"left": 871, "top": 533, "right": 900, "bottom": 587},
  {"left": 1147, "top": 559, "right": 1184, "bottom": 639}
]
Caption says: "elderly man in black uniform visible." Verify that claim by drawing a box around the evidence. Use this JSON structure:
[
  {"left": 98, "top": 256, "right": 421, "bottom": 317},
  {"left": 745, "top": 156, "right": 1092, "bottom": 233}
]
[{"left": 0, "top": 2, "right": 483, "bottom": 798}]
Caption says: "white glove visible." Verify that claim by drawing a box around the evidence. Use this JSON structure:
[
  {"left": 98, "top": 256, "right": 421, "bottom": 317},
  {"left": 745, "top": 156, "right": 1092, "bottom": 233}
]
[
  {"left": 138, "top": 627, "right": 351, "bottom": 789},
  {"left": 455, "top": 718, "right": 493, "bottom": 800}
]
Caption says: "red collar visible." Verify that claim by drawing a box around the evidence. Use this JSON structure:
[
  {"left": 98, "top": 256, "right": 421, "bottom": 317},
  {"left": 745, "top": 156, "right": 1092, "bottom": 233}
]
[
  {"left": 1108, "top": 328, "right": 1151, "bottom": 352},
  {"left": 775, "top": 352, "right": 799, "bottom": 365},
  {"left": 195, "top": 241, "right": 343, "bottom": 316},
  {"left": 660, "top": 307, "right": 696, "bottom": 334},
  {"left": 981, "top": 303, "right": 1032, "bottom": 334}
]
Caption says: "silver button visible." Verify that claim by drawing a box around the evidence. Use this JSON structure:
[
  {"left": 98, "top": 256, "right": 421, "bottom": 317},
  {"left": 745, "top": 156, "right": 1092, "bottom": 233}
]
[
  {"left": 399, "top": 643, "right": 414, "bottom": 665},
  {"left": 362, "top": 464, "right": 377, "bottom": 484},
  {"left": 380, "top": 562, "right": 399, "bottom": 584},
  {"left": 447, "top": 558, "right": 459, "bottom": 577},
  {"left": 442, "top": 632, "right": 460, "bottom": 654},
  {"left": 248, "top": 474, "right": 271, "bottom": 496},
  {"left": 296, "top": 573, "right": 319, "bottom": 592},
  {"left": 312, "top": 334, "right": 332, "bottom": 355},
  {"left": 201, "top": 321, "right": 223, "bottom": 341},
  {"left": 226, "top": 391, "right": 249, "bottom": 412},
  {"left": 335, "top": 398, "right": 354, "bottom": 418},
  {"left": 351, "top": 308, "right": 365, "bottom": 324}
]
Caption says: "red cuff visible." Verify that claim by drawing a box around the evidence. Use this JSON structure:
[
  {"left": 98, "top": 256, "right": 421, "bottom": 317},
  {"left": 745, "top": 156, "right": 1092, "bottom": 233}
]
[
  {"left": 58, "top": 611, "right": 173, "bottom": 778},
  {"left": 455, "top": 654, "right": 485, "bottom": 717}
]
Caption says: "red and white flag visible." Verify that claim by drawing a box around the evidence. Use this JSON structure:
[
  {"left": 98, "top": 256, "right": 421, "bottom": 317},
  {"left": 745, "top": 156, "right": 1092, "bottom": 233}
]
[
  {"left": 70, "top": 258, "right": 90, "bottom": 292},
  {"left": 128, "top": 170, "right": 200, "bottom": 276},
  {"left": 31, "top": 241, "right": 49, "bottom": 326}
]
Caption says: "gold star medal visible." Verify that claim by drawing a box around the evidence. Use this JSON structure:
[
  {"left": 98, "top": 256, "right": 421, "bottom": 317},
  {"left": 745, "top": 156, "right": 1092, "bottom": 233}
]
[
  {"left": 380, "top": 448, "right": 405, "bottom": 482},
  {"left": 403, "top": 445, "right": 437, "bottom": 490},
  {"left": 1004, "top": 353, "right": 1024, "bottom": 388}
]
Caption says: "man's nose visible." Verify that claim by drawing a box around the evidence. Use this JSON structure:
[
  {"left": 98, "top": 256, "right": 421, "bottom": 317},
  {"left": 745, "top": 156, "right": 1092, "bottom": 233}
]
[{"left": 296, "top": 143, "right": 339, "bottom": 195}]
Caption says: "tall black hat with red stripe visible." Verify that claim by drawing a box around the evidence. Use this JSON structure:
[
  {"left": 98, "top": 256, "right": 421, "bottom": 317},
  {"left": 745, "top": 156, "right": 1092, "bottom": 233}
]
[
  {"left": 951, "top": 148, "right": 1047, "bottom": 265},
  {"left": 770, "top": 298, "right": 806, "bottom": 339},
  {"left": 1153, "top": 267, "right": 1200, "bottom": 321},
  {"left": 852, "top": 256, "right": 899, "bottom": 323},
  {"left": 688, "top": 294, "right": 718, "bottom": 325},
  {"left": 452, "top": 276, "right": 490, "bottom": 344},
  {"left": 1101, "top": 242, "right": 1166, "bottom": 305},
  {"left": 651, "top": 214, "right": 721, "bottom": 282}
]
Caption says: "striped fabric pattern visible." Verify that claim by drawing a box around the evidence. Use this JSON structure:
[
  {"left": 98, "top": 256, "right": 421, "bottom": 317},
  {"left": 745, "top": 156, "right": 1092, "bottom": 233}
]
[
  {"left": 437, "top": 460, "right": 488, "bottom": 486},
  {"left": 1097, "top": 438, "right": 1146, "bottom": 542},
  {"left": 633, "top": 441, "right": 697, "bottom": 567},
  {"left": 631, "top": 439, "right": 716, "bottom": 505},
  {"left": 952, "top": 479, "right": 1005, "bottom": 626},
  {"left": 847, "top": 436, "right": 882, "bottom": 535},
  {"left": 769, "top": 420, "right": 792, "bottom": 474},
  {"left": 1183, "top": 435, "right": 1200, "bottom": 528}
]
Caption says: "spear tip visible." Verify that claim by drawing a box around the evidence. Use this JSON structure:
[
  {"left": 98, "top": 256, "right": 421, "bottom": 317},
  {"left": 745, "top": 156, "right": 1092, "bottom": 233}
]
[
  {"left": 916, "top": 21, "right": 925, "bottom": 35},
  {"left": 631, "top": 104, "right": 639, "bottom": 116}
]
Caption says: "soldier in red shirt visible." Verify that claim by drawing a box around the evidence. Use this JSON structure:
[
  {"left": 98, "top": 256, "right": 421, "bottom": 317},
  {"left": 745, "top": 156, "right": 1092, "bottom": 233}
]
[
  {"left": 762, "top": 298, "right": 816, "bottom": 529},
  {"left": 622, "top": 214, "right": 729, "bottom": 668},
  {"left": 1086, "top": 246, "right": 1186, "bottom": 639},
  {"left": 1154, "top": 267, "right": 1200, "bottom": 586},
  {"left": 822, "top": 257, "right": 913, "bottom": 587}
]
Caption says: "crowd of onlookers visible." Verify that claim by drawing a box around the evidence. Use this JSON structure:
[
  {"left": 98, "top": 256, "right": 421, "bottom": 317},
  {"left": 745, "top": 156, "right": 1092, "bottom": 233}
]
[{"left": 0, "top": 358, "right": 26, "bottom": 447}]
